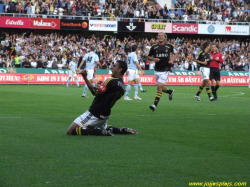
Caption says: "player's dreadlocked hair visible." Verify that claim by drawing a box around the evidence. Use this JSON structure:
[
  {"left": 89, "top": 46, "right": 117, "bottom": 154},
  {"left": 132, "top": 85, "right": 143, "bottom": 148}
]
[{"left": 201, "top": 42, "right": 210, "bottom": 51}]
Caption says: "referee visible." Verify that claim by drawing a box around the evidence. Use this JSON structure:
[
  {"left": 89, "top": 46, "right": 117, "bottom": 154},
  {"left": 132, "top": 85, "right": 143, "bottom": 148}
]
[{"left": 209, "top": 44, "right": 224, "bottom": 100}]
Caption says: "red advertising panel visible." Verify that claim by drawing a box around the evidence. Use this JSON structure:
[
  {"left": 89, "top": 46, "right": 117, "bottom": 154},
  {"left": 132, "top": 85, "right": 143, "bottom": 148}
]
[
  {"left": 0, "top": 74, "right": 248, "bottom": 86},
  {"left": 172, "top": 23, "right": 198, "bottom": 34},
  {"left": 0, "top": 17, "right": 30, "bottom": 28},
  {"left": 30, "top": 18, "right": 60, "bottom": 29},
  {"left": 0, "top": 74, "right": 156, "bottom": 85}
]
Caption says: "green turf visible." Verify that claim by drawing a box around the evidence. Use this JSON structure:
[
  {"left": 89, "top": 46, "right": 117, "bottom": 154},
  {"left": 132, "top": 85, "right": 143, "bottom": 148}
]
[{"left": 1, "top": 85, "right": 249, "bottom": 187}]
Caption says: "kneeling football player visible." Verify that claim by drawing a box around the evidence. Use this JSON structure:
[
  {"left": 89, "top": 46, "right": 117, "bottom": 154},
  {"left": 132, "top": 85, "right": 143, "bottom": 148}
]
[{"left": 66, "top": 61, "right": 138, "bottom": 136}]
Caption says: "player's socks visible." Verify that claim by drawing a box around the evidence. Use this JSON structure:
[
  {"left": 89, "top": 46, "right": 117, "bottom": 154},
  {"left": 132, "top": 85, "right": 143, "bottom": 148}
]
[
  {"left": 66, "top": 79, "right": 70, "bottom": 86},
  {"left": 107, "top": 126, "right": 137, "bottom": 134},
  {"left": 72, "top": 127, "right": 109, "bottom": 136},
  {"left": 154, "top": 91, "right": 162, "bottom": 107},
  {"left": 215, "top": 85, "right": 220, "bottom": 92},
  {"left": 107, "top": 126, "right": 122, "bottom": 134},
  {"left": 211, "top": 86, "right": 215, "bottom": 93},
  {"left": 125, "top": 85, "right": 131, "bottom": 97},
  {"left": 162, "top": 86, "right": 172, "bottom": 94},
  {"left": 76, "top": 80, "right": 79, "bottom": 86},
  {"left": 196, "top": 85, "right": 204, "bottom": 96},
  {"left": 83, "top": 84, "right": 88, "bottom": 95},
  {"left": 138, "top": 83, "right": 143, "bottom": 91},
  {"left": 211, "top": 85, "right": 218, "bottom": 99},
  {"left": 206, "top": 86, "right": 212, "bottom": 98},
  {"left": 134, "top": 84, "right": 138, "bottom": 97}
]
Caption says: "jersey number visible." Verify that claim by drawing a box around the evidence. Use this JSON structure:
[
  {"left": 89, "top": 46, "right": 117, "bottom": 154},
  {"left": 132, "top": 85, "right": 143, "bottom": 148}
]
[
  {"left": 127, "top": 57, "right": 131, "bottom": 64},
  {"left": 87, "top": 56, "right": 93, "bottom": 63}
]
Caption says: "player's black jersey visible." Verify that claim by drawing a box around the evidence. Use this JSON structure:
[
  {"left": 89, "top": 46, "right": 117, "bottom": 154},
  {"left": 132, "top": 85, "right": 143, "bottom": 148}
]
[
  {"left": 89, "top": 77, "right": 125, "bottom": 119},
  {"left": 148, "top": 43, "right": 174, "bottom": 71},
  {"left": 197, "top": 51, "right": 211, "bottom": 68}
]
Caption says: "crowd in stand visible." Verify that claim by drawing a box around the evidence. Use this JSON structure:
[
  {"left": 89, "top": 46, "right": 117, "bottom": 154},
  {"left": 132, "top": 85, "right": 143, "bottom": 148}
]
[
  {"left": 0, "top": 31, "right": 249, "bottom": 72},
  {"left": 173, "top": 0, "right": 250, "bottom": 24},
  {"left": 1, "top": 0, "right": 250, "bottom": 23}
]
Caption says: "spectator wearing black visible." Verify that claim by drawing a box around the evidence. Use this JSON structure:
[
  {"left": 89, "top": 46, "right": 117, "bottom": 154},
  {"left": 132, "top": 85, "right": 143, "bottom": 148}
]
[
  {"left": 76, "top": 2, "right": 83, "bottom": 19},
  {"left": 42, "top": 4, "right": 49, "bottom": 15},
  {"left": 37, "top": 58, "right": 45, "bottom": 68},
  {"left": 52, "top": 59, "right": 58, "bottom": 69},
  {"left": 22, "top": 57, "right": 31, "bottom": 68},
  {"left": 102, "top": 59, "right": 108, "bottom": 69}
]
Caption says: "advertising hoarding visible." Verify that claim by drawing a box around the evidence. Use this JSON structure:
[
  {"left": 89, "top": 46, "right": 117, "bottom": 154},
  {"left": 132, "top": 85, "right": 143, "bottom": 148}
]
[
  {"left": 145, "top": 22, "right": 172, "bottom": 33},
  {"left": 60, "top": 19, "right": 88, "bottom": 30},
  {"left": 172, "top": 23, "right": 198, "bottom": 34},
  {"left": 0, "top": 17, "right": 30, "bottom": 28},
  {"left": 89, "top": 20, "right": 117, "bottom": 31},
  {"left": 30, "top": 18, "right": 60, "bottom": 29},
  {"left": 198, "top": 24, "right": 249, "bottom": 35},
  {"left": 118, "top": 21, "right": 144, "bottom": 32}
]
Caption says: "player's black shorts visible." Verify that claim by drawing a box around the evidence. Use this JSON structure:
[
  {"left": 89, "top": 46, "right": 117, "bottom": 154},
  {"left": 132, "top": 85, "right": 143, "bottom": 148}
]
[{"left": 210, "top": 68, "right": 221, "bottom": 81}]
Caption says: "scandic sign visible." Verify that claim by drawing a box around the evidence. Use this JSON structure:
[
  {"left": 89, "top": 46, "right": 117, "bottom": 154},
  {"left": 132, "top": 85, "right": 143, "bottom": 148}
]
[
  {"left": 0, "top": 74, "right": 248, "bottom": 86},
  {"left": 30, "top": 18, "right": 60, "bottom": 29},
  {"left": 172, "top": 23, "right": 198, "bottom": 34},
  {"left": 0, "top": 17, "right": 30, "bottom": 28}
]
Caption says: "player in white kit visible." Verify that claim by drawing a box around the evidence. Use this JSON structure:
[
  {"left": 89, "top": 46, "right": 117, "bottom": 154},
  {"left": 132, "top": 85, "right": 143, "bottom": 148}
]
[
  {"left": 66, "top": 57, "right": 81, "bottom": 88},
  {"left": 124, "top": 45, "right": 145, "bottom": 100},
  {"left": 78, "top": 45, "right": 101, "bottom": 97}
]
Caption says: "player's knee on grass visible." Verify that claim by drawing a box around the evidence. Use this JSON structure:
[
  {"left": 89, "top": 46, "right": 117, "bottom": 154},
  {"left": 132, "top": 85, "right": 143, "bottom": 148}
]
[{"left": 67, "top": 123, "right": 79, "bottom": 135}]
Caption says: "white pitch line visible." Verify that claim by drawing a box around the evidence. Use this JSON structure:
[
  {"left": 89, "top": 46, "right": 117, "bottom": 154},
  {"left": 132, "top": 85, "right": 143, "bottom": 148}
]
[
  {"left": 220, "top": 92, "right": 245, "bottom": 97},
  {"left": 174, "top": 92, "right": 247, "bottom": 98}
]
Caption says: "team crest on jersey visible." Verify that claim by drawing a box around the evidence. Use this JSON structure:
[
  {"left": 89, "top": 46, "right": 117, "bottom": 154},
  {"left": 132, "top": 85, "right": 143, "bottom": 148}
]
[{"left": 165, "top": 49, "right": 168, "bottom": 52}]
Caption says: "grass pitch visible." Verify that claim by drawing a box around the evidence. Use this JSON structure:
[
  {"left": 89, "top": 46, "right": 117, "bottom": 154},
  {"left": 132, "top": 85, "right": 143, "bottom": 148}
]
[{"left": 1, "top": 85, "right": 249, "bottom": 187}]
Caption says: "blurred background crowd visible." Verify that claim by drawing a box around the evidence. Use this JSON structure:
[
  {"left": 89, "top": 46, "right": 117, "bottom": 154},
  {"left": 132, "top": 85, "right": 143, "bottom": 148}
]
[
  {"left": 0, "top": 0, "right": 249, "bottom": 71},
  {"left": 1, "top": 0, "right": 250, "bottom": 23},
  {"left": 0, "top": 30, "right": 249, "bottom": 72}
]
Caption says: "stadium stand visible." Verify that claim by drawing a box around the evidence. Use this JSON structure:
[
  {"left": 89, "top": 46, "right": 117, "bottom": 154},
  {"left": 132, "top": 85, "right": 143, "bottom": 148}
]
[
  {"left": 0, "top": 0, "right": 249, "bottom": 71},
  {"left": 0, "top": 31, "right": 249, "bottom": 72},
  {"left": 0, "top": 0, "right": 249, "bottom": 23}
]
